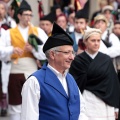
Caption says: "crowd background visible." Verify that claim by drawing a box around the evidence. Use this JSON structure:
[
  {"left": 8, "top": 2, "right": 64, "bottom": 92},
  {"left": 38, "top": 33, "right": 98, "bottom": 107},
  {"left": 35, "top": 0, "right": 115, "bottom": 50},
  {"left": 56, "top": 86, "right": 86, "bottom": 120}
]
[{"left": 0, "top": 0, "right": 120, "bottom": 120}]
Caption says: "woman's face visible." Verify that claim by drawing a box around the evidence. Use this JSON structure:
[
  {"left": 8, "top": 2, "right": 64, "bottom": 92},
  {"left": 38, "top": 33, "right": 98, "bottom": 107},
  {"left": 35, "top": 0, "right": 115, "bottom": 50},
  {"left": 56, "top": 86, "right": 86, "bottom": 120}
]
[
  {"left": 56, "top": 16, "right": 67, "bottom": 30},
  {"left": 103, "top": 10, "right": 112, "bottom": 21},
  {"left": 84, "top": 34, "right": 101, "bottom": 54},
  {"left": 94, "top": 20, "right": 107, "bottom": 33}
]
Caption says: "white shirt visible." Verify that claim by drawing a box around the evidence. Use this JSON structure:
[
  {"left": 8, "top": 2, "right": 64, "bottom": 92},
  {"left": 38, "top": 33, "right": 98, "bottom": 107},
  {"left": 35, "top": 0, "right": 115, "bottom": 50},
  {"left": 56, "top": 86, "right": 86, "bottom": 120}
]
[
  {"left": 99, "top": 40, "right": 108, "bottom": 54},
  {"left": 0, "top": 28, "right": 13, "bottom": 61},
  {"left": 0, "top": 17, "right": 16, "bottom": 61},
  {"left": 47, "top": 64, "right": 69, "bottom": 95},
  {"left": 102, "top": 30, "right": 120, "bottom": 58},
  {"left": 21, "top": 64, "right": 88, "bottom": 120}
]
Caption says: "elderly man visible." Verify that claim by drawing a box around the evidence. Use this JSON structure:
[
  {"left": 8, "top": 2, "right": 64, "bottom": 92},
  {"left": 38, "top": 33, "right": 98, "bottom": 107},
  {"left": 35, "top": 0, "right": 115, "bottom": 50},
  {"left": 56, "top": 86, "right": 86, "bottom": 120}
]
[{"left": 21, "top": 22, "right": 88, "bottom": 120}]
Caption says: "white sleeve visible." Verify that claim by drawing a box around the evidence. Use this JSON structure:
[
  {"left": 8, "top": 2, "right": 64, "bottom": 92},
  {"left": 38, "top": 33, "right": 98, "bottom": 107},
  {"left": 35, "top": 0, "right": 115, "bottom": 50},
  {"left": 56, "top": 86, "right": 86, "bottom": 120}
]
[
  {"left": 107, "top": 33, "right": 120, "bottom": 58},
  {"left": 21, "top": 76, "right": 40, "bottom": 120},
  {"left": 11, "top": 20, "right": 17, "bottom": 28},
  {"left": 0, "top": 29, "right": 13, "bottom": 61},
  {"left": 0, "top": 46, "right": 13, "bottom": 61},
  {"left": 99, "top": 40, "right": 108, "bottom": 55},
  {"left": 31, "top": 27, "right": 48, "bottom": 60},
  {"left": 8, "top": 16, "right": 17, "bottom": 28},
  {"left": 78, "top": 90, "right": 88, "bottom": 120}
]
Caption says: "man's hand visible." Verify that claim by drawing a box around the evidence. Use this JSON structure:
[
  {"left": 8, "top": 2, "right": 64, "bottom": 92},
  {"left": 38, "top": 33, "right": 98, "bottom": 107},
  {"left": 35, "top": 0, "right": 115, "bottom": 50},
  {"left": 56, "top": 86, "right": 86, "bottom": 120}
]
[
  {"left": 24, "top": 42, "right": 33, "bottom": 52},
  {"left": 36, "top": 59, "right": 42, "bottom": 68},
  {"left": 13, "top": 47, "right": 23, "bottom": 56}
]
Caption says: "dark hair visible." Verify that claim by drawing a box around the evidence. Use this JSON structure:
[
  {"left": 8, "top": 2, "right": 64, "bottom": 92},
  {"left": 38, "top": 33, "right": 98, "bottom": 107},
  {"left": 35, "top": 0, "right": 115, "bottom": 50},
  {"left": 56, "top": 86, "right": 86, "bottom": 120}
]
[
  {"left": 17, "top": 9, "right": 32, "bottom": 15},
  {"left": 114, "top": 21, "right": 120, "bottom": 25},
  {"left": 18, "top": 10, "right": 24, "bottom": 15},
  {"left": 74, "top": 17, "right": 88, "bottom": 23}
]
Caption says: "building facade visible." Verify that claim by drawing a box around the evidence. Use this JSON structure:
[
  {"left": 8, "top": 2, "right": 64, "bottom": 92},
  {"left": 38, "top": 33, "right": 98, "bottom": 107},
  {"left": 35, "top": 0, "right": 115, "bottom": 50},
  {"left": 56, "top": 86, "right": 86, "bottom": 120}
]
[{"left": 26, "top": 0, "right": 100, "bottom": 26}]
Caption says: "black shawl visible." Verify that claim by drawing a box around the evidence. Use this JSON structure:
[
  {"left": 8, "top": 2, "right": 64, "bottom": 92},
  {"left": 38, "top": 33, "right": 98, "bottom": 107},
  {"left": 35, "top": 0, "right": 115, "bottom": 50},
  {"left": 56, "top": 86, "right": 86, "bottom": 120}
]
[{"left": 69, "top": 51, "right": 120, "bottom": 108}]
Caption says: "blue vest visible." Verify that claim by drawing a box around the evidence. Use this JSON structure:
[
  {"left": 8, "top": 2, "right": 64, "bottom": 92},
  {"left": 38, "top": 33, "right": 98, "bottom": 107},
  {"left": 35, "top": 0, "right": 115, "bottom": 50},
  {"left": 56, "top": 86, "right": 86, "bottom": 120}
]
[
  {"left": 70, "top": 33, "right": 78, "bottom": 52},
  {"left": 32, "top": 63, "right": 80, "bottom": 120}
]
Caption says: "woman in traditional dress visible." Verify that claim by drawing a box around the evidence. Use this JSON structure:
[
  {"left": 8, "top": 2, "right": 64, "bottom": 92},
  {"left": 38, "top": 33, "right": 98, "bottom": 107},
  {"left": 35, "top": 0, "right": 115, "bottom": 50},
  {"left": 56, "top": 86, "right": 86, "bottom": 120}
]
[{"left": 69, "top": 28, "right": 120, "bottom": 120}]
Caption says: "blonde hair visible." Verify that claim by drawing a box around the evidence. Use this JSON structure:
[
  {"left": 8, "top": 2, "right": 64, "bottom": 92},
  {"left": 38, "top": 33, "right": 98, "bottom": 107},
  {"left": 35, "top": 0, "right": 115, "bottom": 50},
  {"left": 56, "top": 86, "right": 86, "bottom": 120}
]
[
  {"left": 94, "top": 14, "right": 108, "bottom": 25},
  {"left": 83, "top": 28, "right": 102, "bottom": 42}
]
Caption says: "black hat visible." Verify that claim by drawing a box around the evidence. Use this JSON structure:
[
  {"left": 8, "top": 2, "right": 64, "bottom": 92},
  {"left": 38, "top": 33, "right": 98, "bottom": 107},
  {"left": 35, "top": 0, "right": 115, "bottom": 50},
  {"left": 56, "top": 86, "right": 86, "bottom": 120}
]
[
  {"left": 75, "top": 9, "right": 88, "bottom": 19},
  {"left": 43, "top": 22, "right": 74, "bottom": 53},
  {"left": 17, "top": 0, "right": 32, "bottom": 14},
  {"left": 40, "top": 12, "right": 55, "bottom": 23},
  {"left": 75, "top": 0, "right": 89, "bottom": 20}
]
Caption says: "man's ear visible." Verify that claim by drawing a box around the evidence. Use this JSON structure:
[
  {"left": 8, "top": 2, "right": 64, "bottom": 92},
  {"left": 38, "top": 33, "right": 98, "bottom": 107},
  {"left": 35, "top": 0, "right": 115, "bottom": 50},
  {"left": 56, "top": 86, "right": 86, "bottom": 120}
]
[
  {"left": 49, "top": 50, "right": 55, "bottom": 60},
  {"left": 17, "top": 14, "right": 21, "bottom": 20}
]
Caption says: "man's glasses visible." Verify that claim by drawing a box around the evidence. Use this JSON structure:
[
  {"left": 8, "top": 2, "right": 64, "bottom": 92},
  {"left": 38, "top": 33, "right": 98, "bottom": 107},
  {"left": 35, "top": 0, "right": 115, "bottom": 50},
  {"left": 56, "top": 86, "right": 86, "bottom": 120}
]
[
  {"left": 22, "top": 14, "right": 33, "bottom": 17},
  {"left": 55, "top": 50, "right": 76, "bottom": 56}
]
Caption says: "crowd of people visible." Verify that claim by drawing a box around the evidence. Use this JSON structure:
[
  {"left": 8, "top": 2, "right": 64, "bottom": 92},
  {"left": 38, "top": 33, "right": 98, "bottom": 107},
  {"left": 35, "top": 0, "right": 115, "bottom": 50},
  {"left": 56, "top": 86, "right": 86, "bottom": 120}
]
[{"left": 0, "top": 0, "right": 120, "bottom": 120}]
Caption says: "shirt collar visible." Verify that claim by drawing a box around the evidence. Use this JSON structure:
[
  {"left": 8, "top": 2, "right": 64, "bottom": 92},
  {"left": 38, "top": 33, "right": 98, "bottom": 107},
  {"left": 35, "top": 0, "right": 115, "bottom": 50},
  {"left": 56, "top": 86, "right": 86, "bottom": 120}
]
[
  {"left": 85, "top": 51, "right": 98, "bottom": 59},
  {"left": 47, "top": 63, "right": 68, "bottom": 77}
]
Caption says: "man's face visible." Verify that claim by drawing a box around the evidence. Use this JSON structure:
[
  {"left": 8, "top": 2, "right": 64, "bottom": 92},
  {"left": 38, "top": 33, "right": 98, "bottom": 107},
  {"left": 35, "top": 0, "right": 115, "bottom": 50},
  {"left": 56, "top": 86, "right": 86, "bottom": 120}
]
[
  {"left": 94, "top": 20, "right": 107, "bottom": 33},
  {"left": 52, "top": 45, "right": 74, "bottom": 73},
  {"left": 74, "top": 18, "right": 87, "bottom": 33},
  {"left": 0, "top": 4, "right": 6, "bottom": 19},
  {"left": 40, "top": 21, "right": 53, "bottom": 35},
  {"left": 18, "top": 10, "right": 33, "bottom": 26},
  {"left": 113, "top": 24, "right": 120, "bottom": 37},
  {"left": 39, "top": 21, "right": 44, "bottom": 29},
  {"left": 84, "top": 34, "right": 101, "bottom": 54}
]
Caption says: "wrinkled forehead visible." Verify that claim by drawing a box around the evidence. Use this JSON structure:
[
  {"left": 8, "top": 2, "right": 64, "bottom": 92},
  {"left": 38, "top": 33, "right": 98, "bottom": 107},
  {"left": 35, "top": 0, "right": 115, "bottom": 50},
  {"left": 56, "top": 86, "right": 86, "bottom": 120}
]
[{"left": 58, "top": 45, "right": 73, "bottom": 50}]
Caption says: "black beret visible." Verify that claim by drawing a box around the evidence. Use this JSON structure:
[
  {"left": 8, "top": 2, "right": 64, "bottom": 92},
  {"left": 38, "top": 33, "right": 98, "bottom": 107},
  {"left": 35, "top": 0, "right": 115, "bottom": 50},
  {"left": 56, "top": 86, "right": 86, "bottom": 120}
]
[
  {"left": 17, "top": 0, "right": 32, "bottom": 14},
  {"left": 43, "top": 22, "right": 73, "bottom": 53},
  {"left": 40, "top": 12, "right": 55, "bottom": 23},
  {"left": 75, "top": 9, "right": 88, "bottom": 19}
]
